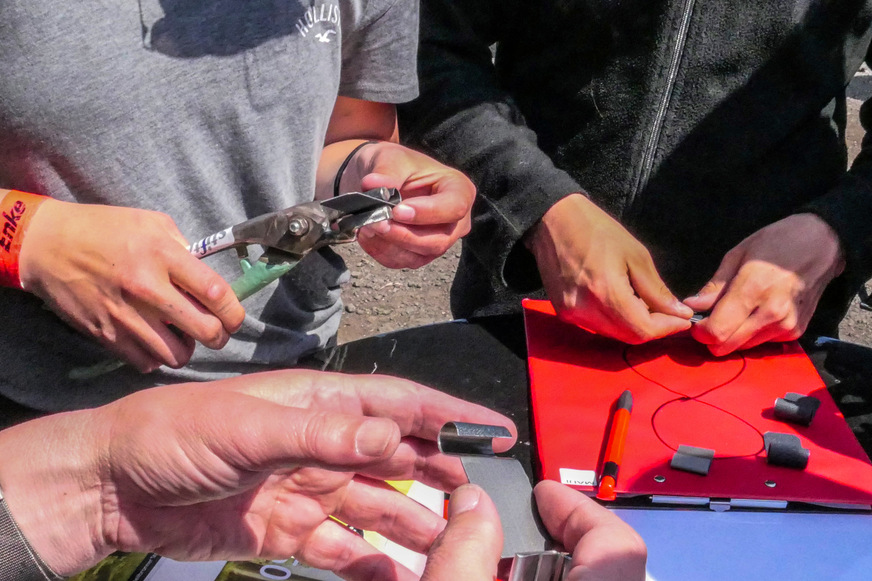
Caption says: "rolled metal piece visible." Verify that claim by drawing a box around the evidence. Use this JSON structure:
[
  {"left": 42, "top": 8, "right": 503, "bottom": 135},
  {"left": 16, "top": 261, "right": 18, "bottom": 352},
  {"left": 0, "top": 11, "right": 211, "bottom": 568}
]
[
  {"left": 773, "top": 392, "right": 820, "bottom": 426},
  {"left": 437, "top": 421, "right": 513, "bottom": 456},
  {"left": 670, "top": 445, "right": 715, "bottom": 476},
  {"left": 764, "top": 432, "right": 810, "bottom": 469}
]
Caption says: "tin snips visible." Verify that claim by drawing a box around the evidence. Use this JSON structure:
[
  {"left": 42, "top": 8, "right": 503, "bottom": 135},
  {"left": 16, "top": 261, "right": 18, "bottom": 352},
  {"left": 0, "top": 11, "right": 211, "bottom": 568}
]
[
  {"left": 69, "top": 188, "right": 399, "bottom": 379},
  {"left": 188, "top": 187, "right": 401, "bottom": 300}
]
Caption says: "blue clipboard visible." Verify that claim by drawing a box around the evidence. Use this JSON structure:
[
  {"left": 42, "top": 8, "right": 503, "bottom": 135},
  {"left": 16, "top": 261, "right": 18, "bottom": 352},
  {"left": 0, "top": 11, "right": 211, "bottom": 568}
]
[{"left": 613, "top": 508, "right": 872, "bottom": 580}]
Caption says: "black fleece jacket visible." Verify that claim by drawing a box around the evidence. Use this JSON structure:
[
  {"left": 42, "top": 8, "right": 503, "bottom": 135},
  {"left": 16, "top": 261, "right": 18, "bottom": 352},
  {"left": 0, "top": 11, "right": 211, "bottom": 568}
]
[{"left": 398, "top": 0, "right": 872, "bottom": 334}]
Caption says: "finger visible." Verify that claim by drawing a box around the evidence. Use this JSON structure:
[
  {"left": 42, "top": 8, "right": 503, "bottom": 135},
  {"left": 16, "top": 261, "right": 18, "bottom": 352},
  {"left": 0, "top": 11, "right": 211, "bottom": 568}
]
[
  {"left": 603, "top": 282, "right": 692, "bottom": 343},
  {"left": 150, "top": 286, "right": 234, "bottom": 351},
  {"left": 683, "top": 248, "right": 745, "bottom": 312},
  {"left": 168, "top": 255, "right": 246, "bottom": 336},
  {"left": 534, "top": 481, "right": 647, "bottom": 580},
  {"left": 332, "top": 476, "right": 447, "bottom": 554},
  {"left": 352, "top": 377, "right": 517, "bottom": 447},
  {"left": 553, "top": 281, "right": 687, "bottom": 344},
  {"left": 360, "top": 171, "right": 406, "bottom": 193},
  {"left": 389, "top": 185, "right": 473, "bottom": 227},
  {"left": 292, "top": 520, "right": 419, "bottom": 581},
  {"left": 54, "top": 300, "right": 163, "bottom": 372},
  {"left": 362, "top": 169, "right": 475, "bottom": 226},
  {"left": 356, "top": 438, "right": 469, "bottom": 491},
  {"left": 363, "top": 224, "right": 460, "bottom": 260},
  {"left": 229, "top": 370, "right": 518, "bottom": 448},
  {"left": 732, "top": 322, "right": 790, "bottom": 354},
  {"left": 690, "top": 307, "right": 746, "bottom": 352},
  {"left": 102, "top": 331, "right": 162, "bottom": 373},
  {"left": 198, "top": 395, "right": 404, "bottom": 472},
  {"left": 115, "top": 262, "right": 232, "bottom": 353},
  {"left": 708, "top": 299, "right": 802, "bottom": 356},
  {"left": 114, "top": 303, "right": 195, "bottom": 369},
  {"left": 422, "top": 485, "right": 502, "bottom": 581},
  {"left": 627, "top": 258, "right": 693, "bottom": 319},
  {"left": 140, "top": 314, "right": 196, "bottom": 369},
  {"left": 733, "top": 293, "right": 818, "bottom": 352},
  {"left": 535, "top": 481, "right": 623, "bottom": 547},
  {"left": 362, "top": 222, "right": 458, "bottom": 259},
  {"left": 226, "top": 371, "right": 514, "bottom": 490},
  {"left": 358, "top": 228, "right": 437, "bottom": 269},
  {"left": 690, "top": 278, "right": 760, "bottom": 351}
]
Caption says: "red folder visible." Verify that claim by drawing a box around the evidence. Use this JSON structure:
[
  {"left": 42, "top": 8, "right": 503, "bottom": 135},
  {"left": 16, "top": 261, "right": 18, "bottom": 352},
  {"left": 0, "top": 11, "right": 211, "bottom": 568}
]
[{"left": 523, "top": 299, "right": 872, "bottom": 505}]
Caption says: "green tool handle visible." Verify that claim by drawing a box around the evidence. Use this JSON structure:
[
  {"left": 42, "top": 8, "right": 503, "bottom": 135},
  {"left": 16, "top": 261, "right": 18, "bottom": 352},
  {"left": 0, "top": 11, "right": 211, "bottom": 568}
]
[
  {"left": 230, "top": 258, "right": 295, "bottom": 301},
  {"left": 68, "top": 258, "right": 297, "bottom": 380}
]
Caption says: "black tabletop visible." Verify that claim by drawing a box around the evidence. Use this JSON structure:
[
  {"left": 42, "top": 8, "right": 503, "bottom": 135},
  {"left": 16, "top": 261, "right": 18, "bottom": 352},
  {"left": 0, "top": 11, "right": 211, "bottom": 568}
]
[{"left": 2, "top": 314, "right": 870, "bottom": 479}]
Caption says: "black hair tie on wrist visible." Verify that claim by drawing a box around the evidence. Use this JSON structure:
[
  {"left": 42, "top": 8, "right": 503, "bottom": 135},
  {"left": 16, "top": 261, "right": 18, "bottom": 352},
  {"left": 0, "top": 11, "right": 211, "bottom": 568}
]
[{"left": 333, "top": 140, "right": 379, "bottom": 198}]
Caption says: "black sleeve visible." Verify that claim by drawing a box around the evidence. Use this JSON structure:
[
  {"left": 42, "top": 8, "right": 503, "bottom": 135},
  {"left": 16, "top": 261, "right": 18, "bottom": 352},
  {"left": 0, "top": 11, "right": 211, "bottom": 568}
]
[
  {"left": 802, "top": 53, "right": 872, "bottom": 285},
  {"left": 397, "top": 0, "right": 583, "bottom": 291}
]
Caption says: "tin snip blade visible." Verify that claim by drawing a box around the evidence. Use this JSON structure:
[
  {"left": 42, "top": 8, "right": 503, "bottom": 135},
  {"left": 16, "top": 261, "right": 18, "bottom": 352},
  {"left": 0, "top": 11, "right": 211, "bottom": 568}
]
[
  {"left": 438, "top": 422, "right": 571, "bottom": 581},
  {"left": 188, "top": 187, "right": 401, "bottom": 300}
]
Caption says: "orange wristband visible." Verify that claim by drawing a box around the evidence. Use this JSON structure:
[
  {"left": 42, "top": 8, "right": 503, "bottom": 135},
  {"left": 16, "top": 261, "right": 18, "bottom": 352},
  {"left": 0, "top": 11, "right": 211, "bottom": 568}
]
[{"left": 0, "top": 190, "right": 48, "bottom": 288}]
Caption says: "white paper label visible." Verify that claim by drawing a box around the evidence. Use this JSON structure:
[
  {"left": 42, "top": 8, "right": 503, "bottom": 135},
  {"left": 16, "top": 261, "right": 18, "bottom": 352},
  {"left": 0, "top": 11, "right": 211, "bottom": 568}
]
[{"left": 559, "top": 468, "right": 598, "bottom": 487}]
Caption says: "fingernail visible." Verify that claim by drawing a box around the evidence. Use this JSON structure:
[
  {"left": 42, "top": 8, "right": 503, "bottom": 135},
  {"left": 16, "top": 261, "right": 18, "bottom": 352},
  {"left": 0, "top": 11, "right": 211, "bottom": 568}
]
[
  {"left": 675, "top": 301, "right": 694, "bottom": 317},
  {"left": 449, "top": 484, "right": 482, "bottom": 516},
  {"left": 207, "top": 282, "right": 224, "bottom": 301},
  {"left": 371, "top": 220, "right": 391, "bottom": 235},
  {"left": 358, "top": 227, "right": 375, "bottom": 239},
  {"left": 354, "top": 418, "right": 397, "bottom": 457},
  {"left": 391, "top": 204, "right": 415, "bottom": 222}
]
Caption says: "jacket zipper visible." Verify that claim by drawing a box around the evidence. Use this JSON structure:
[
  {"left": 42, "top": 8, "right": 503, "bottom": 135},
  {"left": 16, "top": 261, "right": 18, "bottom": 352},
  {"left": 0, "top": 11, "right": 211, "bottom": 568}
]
[{"left": 632, "top": 0, "right": 698, "bottom": 203}]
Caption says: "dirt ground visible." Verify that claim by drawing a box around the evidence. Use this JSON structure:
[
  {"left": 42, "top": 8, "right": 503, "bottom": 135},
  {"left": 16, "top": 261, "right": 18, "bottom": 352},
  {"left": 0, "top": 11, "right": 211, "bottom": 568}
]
[
  {"left": 337, "top": 74, "right": 872, "bottom": 347},
  {"left": 335, "top": 242, "right": 460, "bottom": 344}
]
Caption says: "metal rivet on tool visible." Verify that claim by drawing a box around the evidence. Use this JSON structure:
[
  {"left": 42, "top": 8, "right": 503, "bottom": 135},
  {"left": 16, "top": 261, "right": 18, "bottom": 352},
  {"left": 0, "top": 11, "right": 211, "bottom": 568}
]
[
  {"left": 288, "top": 218, "right": 309, "bottom": 236},
  {"left": 654, "top": 475, "right": 666, "bottom": 483},
  {"left": 764, "top": 480, "right": 777, "bottom": 488}
]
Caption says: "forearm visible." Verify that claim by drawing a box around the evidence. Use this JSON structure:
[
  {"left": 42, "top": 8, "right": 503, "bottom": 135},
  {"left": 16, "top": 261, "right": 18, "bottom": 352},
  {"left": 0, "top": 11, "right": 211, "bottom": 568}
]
[
  {"left": 0, "top": 410, "right": 110, "bottom": 576},
  {"left": 802, "top": 123, "right": 872, "bottom": 282},
  {"left": 397, "top": 0, "right": 582, "bottom": 287},
  {"left": 315, "top": 97, "right": 399, "bottom": 200},
  {"left": 405, "top": 102, "right": 582, "bottom": 290},
  {"left": 799, "top": 47, "right": 872, "bottom": 282}
]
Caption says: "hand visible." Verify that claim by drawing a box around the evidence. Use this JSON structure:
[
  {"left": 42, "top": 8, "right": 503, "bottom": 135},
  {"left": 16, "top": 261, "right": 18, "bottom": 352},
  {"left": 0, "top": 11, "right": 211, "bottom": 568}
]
[
  {"left": 350, "top": 142, "right": 475, "bottom": 269},
  {"left": 527, "top": 194, "right": 693, "bottom": 344},
  {"left": 0, "top": 369, "right": 515, "bottom": 579},
  {"left": 18, "top": 199, "right": 245, "bottom": 372},
  {"left": 685, "top": 213, "right": 845, "bottom": 356},
  {"left": 421, "top": 481, "right": 647, "bottom": 581}
]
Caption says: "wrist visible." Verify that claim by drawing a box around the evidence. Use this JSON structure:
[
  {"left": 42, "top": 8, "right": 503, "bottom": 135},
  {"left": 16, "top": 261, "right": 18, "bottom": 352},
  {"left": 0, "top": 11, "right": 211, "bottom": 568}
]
[
  {"left": 16, "top": 197, "right": 66, "bottom": 294},
  {"left": 0, "top": 409, "right": 112, "bottom": 576},
  {"left": 524, "top": 192, "right": 590, "bottom": 255},
  {"left": 793, "top": 212, "right": 846, "bottom": 277},
  {"left": 333, "top": 140, "right": 381, "bottom": 197},
  {"left": 0, "top": 190, "right": 50, "bottom": 290}
]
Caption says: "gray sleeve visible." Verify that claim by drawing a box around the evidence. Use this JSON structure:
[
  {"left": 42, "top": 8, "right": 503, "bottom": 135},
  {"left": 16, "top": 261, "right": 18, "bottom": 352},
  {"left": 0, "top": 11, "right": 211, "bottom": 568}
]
[{"left": 339, "top": 0, "right": 419, "bottom": 103}]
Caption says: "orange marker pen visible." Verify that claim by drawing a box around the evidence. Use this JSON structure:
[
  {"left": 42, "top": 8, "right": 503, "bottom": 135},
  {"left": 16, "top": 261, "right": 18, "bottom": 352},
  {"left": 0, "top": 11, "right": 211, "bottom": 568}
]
[{"left": 596, "top": 390, "right": 633, "bottom": 501}]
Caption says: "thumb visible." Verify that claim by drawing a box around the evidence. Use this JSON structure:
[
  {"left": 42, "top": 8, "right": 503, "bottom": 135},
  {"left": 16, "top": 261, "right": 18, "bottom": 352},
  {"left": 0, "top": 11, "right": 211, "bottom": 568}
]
[
  {"left": 683, "top": 249, "right": 744, "bottom": 312},
  {"left": 628, "top": 261, "right": 694, "bottom": 319},
  {"left": 421, "top": 485, "right": 503, "bottom": 581},
  {"left": 360, "top": 172, "right": 404, "bottom": 192}
]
